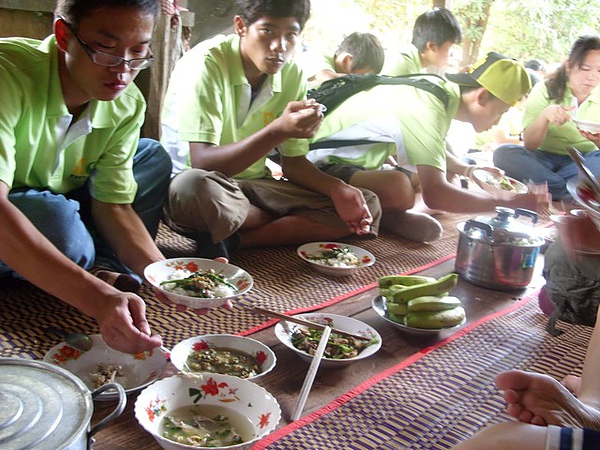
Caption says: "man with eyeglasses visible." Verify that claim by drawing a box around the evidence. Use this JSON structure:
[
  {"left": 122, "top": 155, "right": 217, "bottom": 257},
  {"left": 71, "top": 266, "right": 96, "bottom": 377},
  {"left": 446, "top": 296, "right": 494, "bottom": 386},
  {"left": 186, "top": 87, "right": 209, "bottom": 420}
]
[{"left": 0, "top": 0, "right": 172, "bottom": 353}]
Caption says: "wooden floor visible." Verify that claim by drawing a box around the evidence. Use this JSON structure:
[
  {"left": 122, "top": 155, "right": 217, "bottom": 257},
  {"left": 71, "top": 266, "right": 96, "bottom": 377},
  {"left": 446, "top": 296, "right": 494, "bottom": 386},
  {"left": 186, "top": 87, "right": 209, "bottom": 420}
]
[{"left": 90, "top": 256, "right": 547, "bottom": 449}]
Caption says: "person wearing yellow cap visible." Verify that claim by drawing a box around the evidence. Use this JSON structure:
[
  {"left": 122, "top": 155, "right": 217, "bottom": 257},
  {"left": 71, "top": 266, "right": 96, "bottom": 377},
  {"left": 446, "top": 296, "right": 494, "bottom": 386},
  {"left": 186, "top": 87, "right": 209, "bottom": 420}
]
[
  {"left": 493, "top": 36, "right": 600, "bottom": 202},
  {"left": 307, "top": 52, "right": 549, "bottom": 243}
]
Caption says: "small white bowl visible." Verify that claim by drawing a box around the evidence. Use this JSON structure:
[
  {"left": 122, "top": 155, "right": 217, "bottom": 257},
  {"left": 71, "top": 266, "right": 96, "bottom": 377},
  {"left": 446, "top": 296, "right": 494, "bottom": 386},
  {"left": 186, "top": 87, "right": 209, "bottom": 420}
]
[
  {"left": 274, "top": 313, "right": 381, "bottom": 368},
  {"left": 472, "top": 169, "right": 528, "bottom": 196},
  {"left": 170, "top": 334, "right": 276, "bottom": 380},
  {"left": 135, "top": 374, "right": 281, "bottom": 450},
  {"left": 371, "top": 295, "right": 466, "bottom": 336},
  {"left": 573, "top": 117, "right": 600, "bottom": 134},
  {"left": 297, "top": 242, "right": 375, "bottom": 277},
  {"left": 144, "top": 258, "right": 253, "bottom": 309},
  {"left": 43, "top": 334, "right": 167, "bottom": 401}
]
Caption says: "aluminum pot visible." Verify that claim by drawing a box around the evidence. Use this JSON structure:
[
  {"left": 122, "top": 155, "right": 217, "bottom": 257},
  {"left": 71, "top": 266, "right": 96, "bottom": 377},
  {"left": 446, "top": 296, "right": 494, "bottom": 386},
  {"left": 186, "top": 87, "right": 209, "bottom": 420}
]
[
  {"left": 0, "top": 357, "right": 126, "bottom": 449},
  {"left": 455, "top": 207, "right": 545, "bottom": 290}
]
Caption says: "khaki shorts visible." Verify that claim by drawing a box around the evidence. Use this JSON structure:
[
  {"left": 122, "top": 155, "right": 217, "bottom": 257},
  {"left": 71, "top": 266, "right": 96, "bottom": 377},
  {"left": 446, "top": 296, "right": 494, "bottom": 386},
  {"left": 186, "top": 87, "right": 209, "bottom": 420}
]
[{"left": 163, "top": 169, "right": 381, "bottom": 242}]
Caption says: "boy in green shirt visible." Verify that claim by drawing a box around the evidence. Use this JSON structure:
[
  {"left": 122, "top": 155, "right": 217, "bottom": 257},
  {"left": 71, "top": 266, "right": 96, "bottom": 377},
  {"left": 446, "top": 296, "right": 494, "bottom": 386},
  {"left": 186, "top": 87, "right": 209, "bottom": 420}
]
[
  {"left": 301, "top": 31, "right": 385, "bottom": 89},
  {"left": 309, "top": 53, "right": 549, "bottom": 242},
  {"left": 382, "top": 8, "right": 462, "bottom": 77},
  {"left": 161, "top": 0, "right": 380, "bottom": 257},
  {"left": 0, "top": 0, "right": 172, "bottom": 353}
]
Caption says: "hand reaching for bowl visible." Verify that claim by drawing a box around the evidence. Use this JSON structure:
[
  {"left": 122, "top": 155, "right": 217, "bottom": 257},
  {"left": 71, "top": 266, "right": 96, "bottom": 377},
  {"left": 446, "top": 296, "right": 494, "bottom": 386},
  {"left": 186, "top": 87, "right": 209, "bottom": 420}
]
[{"left": 95, "top": 290, "right": 163, "bottom": 354}]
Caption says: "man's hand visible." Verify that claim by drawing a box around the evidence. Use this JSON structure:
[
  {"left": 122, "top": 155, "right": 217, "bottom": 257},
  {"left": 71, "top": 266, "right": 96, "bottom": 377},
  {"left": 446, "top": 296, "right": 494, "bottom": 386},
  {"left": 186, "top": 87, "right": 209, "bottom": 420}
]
[
  {"left": 330, "top": 183, "right": 373, "bottom": 235},
  {"left": 95, "top": 292, "right": 163, "bottom": 354},
  {"left": 275, "top": 100, "right": 324, "bottom": 139}
]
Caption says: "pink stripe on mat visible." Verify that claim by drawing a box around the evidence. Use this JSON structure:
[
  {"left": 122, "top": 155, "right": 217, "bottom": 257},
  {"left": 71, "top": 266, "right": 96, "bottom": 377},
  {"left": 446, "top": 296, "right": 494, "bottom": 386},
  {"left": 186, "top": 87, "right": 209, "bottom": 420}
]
[
  {"left": 253, "top": 291, "right": 537, "bottom": 449},
  {"left": 238, "top": 253, "right": 456, "bottom": 337}
]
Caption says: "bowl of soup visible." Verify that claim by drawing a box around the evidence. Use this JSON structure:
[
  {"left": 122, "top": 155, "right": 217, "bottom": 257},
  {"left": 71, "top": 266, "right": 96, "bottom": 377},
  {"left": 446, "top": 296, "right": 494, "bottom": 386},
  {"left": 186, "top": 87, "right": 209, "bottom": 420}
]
[
  {"left": 135, "top": 374, "right": 281, "bottom": 450},
  {"left": 169, "top": 334, "right": 276, "bottom": 380}
]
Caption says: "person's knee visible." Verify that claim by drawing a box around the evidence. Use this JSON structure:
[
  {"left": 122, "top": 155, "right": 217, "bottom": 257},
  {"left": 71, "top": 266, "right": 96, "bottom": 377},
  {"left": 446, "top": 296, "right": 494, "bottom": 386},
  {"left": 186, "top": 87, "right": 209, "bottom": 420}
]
[{"left": 11, "top": 192, "right": 95, "bottom": 268}]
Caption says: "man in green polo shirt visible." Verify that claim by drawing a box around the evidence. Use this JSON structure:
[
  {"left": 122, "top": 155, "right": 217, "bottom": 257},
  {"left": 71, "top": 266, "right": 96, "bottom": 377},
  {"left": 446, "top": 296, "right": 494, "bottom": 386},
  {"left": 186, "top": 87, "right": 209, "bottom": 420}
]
[
  {"left": 161, "top": 0, "right": 381, "bottom": 257},
  {"left": 0, "top": 0, "right": 172, "bottom": 353},
  {"left": 308, "top": 52, "right": 549, "bottom": 242},
  {"left": 381, "top": 8, "right": 462, "bottom": 77}
]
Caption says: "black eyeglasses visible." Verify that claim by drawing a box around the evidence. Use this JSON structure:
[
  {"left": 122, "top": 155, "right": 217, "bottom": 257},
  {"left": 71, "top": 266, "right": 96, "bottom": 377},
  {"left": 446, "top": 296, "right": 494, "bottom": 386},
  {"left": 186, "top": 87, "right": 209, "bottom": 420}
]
[{"left": 64, "top": 21, "right": 154, "bottom": 70}]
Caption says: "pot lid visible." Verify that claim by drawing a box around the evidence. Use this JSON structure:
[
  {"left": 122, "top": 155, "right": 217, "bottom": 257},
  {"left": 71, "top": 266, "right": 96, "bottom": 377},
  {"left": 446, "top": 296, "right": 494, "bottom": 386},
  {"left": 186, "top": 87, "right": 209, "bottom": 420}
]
[
  {"left": 458, "top": 207, "right": 544, "bottom": 244},
  {"left": 0, "top": 357, "right": 92, "bottom": 449}
]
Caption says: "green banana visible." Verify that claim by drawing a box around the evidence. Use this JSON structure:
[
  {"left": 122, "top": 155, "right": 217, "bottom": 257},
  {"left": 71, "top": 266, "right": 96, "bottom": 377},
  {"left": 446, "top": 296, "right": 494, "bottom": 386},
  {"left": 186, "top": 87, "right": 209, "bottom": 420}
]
[
  {"left": 404, "top": 306, "right": 466, "bottom": 329},
  {"left": 387, "top": 273, "right": 459, "bottom": 304},
  {"left": 386, "top": 302, "right": 409, "bottom": 316},
  {"left": 378, "top": 275, "right": 437, "bottom": 289},
  {"left": 407, "top": 295, "right": 462, "bottom": 312}
]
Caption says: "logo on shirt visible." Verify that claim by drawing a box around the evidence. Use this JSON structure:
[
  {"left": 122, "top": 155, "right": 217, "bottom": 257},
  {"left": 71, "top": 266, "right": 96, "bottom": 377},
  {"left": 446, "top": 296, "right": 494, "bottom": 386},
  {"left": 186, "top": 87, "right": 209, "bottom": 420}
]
[
  {"left": 263, "top": 112, "right": 276, "bottom": 126},
  {"left": 69, "top": 157, "right": 95, "bottom": 180}
]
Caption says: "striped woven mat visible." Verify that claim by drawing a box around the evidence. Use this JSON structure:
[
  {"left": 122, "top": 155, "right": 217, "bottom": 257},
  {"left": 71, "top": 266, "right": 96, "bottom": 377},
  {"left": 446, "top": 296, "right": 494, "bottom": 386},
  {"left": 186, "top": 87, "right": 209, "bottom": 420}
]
[
  {"left": 0, "top": 210, "right": 552, "bottom": 360},
  {"left": 253, "top": 294, "right": 592, "bottom": 450}
]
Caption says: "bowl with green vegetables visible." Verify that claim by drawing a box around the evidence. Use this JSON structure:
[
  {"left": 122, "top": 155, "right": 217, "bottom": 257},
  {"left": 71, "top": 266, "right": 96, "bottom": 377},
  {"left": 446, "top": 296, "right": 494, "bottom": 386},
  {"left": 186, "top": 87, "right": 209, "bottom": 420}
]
[{"left": 144, "top": 258, "right": 253, "bottom": 309}]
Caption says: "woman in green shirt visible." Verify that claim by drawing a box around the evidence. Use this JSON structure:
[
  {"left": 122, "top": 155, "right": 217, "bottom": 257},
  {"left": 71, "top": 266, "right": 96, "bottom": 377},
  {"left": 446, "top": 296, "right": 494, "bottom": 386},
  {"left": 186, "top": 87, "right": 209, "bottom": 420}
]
[{"left": 494, "top": 35, "right": 600, "bottom": 201}]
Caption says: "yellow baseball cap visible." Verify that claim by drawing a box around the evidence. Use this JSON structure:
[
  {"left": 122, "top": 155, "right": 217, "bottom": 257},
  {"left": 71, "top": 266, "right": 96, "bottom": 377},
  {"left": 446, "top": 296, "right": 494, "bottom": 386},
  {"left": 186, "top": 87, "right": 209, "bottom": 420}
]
[{"left": 447, "top": 52, "right": 532, "bottom": 106}]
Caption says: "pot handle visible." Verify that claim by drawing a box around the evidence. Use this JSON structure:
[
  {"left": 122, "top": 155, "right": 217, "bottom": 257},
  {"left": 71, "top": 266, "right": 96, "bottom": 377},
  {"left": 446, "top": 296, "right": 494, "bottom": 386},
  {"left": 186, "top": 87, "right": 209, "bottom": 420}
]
[
  {"left": 88, "top": 383, "right": 127, "bottom": 448},
  {"left": 514, "top": 208, "right": 538, "bottom": 225},
  {"left": 464, "top": 220, "right": 493, "bottom": 239}
]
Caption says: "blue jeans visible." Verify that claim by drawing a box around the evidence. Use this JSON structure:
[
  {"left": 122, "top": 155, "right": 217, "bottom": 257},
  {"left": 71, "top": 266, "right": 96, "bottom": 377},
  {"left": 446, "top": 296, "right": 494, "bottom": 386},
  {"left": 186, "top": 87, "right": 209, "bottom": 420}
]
[
  {"left": 0, "top": 139, "right": 172, "bottom": 279},
  {"left": 493, "top": 144, "right": 600, "bottom": 200}
]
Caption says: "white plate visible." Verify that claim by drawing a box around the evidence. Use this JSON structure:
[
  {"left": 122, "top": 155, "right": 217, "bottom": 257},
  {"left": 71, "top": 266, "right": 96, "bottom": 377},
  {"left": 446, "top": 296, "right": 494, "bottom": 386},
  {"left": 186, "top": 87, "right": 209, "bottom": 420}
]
[
  {"left": 371, "top": 295, "right": 466, "bottom": 336},
  {"left": 567, "top": 178, "right": 600, "bottom": 227},
  {"left": 296, "top": 242, "right": 375, "bottom": 277},
  {"left": 472, "top": 169, "right": 528, "bottom": 196},
  {"left": 170, "top": 334, "right": 276, "bottom": 380},
  {"left": 573, "top": 117, "right": 600, "bottom": 134},
  {"left": 144, "top": 258, "right": 253, "bottom": 309},
  {"left": 43, "top": 334, "right": 167, "bottom": 401},
  {"left": 274, "top": 312, "right": 381, "bottom": 368}
]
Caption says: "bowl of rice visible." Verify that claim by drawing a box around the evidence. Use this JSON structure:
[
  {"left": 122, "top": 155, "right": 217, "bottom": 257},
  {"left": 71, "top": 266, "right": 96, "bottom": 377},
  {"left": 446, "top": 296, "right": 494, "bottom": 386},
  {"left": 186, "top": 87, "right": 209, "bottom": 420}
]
[
  {"left": 296, "top": 242, "right": 375, "bottom": 277},
  {"left": 144, "top": 258, "right": 253, "bottom": 309}
]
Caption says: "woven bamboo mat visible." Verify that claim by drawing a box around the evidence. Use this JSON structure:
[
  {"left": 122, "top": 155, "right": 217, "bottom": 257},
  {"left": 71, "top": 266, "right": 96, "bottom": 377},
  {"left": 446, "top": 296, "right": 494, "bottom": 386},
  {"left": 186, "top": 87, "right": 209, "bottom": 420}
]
[
  {"left": 253, "top": 294, "right": 592, "bottom": 450},
  {"left": 0, "top": 210, "right": 551, "bottom": 360}
]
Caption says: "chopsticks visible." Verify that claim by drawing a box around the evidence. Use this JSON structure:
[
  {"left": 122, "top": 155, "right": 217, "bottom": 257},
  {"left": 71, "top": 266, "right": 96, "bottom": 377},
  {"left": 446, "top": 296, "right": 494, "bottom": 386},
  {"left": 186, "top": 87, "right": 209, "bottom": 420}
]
[
  {"left": 246, "top": 305, "right": 372, "bottom": 341},
  {"left": 291, "top": 325, "right": 331, "bottom": 421}
]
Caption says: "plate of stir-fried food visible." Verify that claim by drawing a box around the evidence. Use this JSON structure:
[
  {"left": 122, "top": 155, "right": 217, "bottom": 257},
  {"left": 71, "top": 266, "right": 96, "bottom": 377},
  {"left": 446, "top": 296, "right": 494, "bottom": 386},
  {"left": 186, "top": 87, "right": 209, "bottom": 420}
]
[
  {"left": 297, "top": 242, "right": 376, "bottom": 277},
  {"left": 472, "top": 169, "right": 528, "bottom": 196},
  {"left": 274, "top": 313, "right": 381, "bottom": 368},
  {"left": 43, "top": 334, "right": 167, "bottom": 401},
  {"left": 144, "top": 258, "right": 253, "bottom": 309}
]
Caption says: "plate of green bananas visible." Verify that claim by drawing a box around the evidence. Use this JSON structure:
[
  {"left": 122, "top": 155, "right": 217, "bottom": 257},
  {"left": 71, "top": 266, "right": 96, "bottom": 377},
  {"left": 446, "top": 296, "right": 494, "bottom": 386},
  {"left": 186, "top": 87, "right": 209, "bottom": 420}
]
[{"left": 372, "top": 273, "right": 467, "bottom": 335}]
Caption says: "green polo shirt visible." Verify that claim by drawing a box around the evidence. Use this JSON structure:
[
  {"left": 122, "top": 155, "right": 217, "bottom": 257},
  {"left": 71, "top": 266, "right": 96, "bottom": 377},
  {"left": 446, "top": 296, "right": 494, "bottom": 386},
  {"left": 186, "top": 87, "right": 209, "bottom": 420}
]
[
  {"left": 309, "top": 77, "right": 460, "bottom": 172},
  {"left": 381, "top": 44, "right": 423, "bottom": 77},
  {"left": 523, "top": 81, "right": 600, "bottom": 154},
  {"left": 164, "top": 34, "right": 308, "bottom": 180},
  {"left": 0, "top": 36, "right": 143, "bottom": 203}
]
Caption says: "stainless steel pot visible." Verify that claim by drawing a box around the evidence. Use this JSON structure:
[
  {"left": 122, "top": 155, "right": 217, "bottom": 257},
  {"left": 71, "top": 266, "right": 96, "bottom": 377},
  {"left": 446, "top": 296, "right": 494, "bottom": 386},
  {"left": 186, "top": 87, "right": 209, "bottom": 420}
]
[
  {"left": 0, "top": 357, "right": 126, "bottom": 449},
  {"left": 455, "top": 207, "right": 545, "bottom": 290}
]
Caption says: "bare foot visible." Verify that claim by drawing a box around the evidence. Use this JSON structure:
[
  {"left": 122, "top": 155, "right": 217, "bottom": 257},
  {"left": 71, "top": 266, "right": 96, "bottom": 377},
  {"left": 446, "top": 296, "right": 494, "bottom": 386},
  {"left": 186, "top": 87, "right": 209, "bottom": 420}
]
[
  {"left": 563, "top": 375, "right": 582, "bottom": 396},
  {"left": 495, "top": 370, "right": 600, "bottom": 430}
]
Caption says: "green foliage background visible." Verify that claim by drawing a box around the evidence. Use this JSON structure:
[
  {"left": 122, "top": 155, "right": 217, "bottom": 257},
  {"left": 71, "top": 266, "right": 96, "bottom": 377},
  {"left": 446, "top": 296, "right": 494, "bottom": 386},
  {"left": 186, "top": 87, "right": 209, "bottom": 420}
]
[{"left": 303, "top": 0, "right": 600, "bottom": 67}]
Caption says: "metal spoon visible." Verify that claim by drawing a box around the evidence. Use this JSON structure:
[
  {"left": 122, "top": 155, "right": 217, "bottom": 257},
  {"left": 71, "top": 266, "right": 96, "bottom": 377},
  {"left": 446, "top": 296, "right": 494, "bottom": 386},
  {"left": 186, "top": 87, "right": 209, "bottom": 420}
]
[
  {"left": 45, "top": 326, "right": 93, "bottom": 352},
  {"left": 566, "top": 146, "right": 600, "bottom": 194}
]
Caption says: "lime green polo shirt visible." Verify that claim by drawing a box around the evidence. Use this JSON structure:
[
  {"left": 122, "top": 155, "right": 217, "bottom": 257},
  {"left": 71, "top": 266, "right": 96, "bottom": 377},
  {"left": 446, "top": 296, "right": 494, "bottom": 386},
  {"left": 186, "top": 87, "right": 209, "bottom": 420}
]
[
  {"left": 309, "top": 77, "right": 460, "bottom": 172},
  {"left": 523, "top": 81, "right": 600, "bottom": 154},
  {"left": 381, "top": 44, "right": 423, "bottom": 77},
  {"left": 165, "top": 34, "right": 308, "bottom": 180},
  {"left": 0, "top": 36, "right": 144, "bottom": 203}
]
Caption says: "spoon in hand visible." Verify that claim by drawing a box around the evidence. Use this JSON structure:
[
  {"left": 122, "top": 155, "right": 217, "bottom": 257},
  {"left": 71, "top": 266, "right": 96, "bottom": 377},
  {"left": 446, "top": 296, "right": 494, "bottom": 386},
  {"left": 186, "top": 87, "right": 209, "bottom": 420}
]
[{"left": 45, "top": 326, "right": 93, "bottom": 352}]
